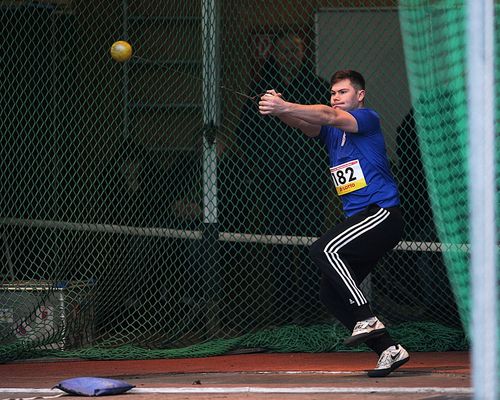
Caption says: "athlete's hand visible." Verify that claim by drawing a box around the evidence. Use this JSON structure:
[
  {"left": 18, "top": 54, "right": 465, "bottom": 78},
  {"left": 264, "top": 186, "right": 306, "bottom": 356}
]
[{"left": 259, "top": 90, "right": 286, "bottom": 115}]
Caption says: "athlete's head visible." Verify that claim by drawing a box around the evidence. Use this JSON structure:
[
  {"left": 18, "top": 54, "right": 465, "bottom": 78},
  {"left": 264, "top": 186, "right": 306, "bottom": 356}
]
[{"left": 329, "top": 70, "right": 366, "bottom": 111}]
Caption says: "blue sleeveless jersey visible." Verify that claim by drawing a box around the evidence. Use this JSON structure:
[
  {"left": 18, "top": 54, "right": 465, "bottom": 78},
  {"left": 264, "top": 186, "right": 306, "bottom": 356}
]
[{"left": 318, "top": 108, "right": 400, "bottom": 217}]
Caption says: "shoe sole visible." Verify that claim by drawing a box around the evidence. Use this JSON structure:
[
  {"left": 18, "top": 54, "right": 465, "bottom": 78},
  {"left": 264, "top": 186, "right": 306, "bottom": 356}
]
[
  {"left": 343, "top": 328, "right": 387, "bottom": 347},
  {"left": 367, "top": 355, "right": 410, "bottom": 378}
]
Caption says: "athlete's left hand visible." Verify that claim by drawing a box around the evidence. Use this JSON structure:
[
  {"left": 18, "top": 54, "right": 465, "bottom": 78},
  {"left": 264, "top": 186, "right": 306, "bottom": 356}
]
[{"left": 259, "top": 90, "right": 286, "bottom": 115}]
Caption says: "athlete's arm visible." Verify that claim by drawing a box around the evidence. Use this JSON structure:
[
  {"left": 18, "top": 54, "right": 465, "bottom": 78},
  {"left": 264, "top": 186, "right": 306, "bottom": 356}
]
[
  {"left": 259, "top": 92, "right": 359, "bottom": 133},
  {"left": 276, "top": 114, "right": 322, "bottom": 137}
]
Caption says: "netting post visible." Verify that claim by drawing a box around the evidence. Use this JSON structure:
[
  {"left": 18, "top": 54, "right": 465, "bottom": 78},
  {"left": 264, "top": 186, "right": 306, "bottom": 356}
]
[
  {"left": 467, "top": 0, "right": 498, "bottom": 398},
  {"left": 201, "top": 0, "right": 221, "bottom": 337}
]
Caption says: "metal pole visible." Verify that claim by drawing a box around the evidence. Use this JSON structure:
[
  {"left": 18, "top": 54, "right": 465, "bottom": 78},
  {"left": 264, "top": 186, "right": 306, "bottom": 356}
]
[
  {"left": 202, "top": 0, "right": 219, "bottom": 224},
  {"left": 467, "top": 1, "right": 498, "bottom": 399},
  {"left": 201, "top": 0, "right": 220, "bottom": 337}
]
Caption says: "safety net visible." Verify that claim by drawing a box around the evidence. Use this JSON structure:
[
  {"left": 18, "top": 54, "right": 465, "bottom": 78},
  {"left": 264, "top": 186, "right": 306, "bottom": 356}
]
[
  {"left": 399, "top": 0, "right": 499, "bottom": 386},
  {"left": 0, "top": 0, "right": 469, "bottom": 362}
]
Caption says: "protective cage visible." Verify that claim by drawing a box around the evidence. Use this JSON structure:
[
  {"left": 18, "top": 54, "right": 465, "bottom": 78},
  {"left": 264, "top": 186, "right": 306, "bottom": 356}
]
[{"left": 0, "top": 0, "right": 467, "bottom": 361}]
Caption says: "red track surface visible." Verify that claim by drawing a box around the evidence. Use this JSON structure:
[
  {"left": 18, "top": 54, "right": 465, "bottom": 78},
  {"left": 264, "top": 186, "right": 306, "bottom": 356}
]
[{"left": 0, "top": 352, "right": 471, "bottom": 400}]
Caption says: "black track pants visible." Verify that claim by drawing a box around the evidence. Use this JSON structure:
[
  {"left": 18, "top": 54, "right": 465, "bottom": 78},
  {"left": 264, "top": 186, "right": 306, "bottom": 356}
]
[{"left": 309, "top": 205, "right": 403, "bottom": 354}]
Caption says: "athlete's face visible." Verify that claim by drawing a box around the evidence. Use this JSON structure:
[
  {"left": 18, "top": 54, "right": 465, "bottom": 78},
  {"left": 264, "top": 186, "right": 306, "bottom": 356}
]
[{"left": 330, "top": 79, "right": 365, "bottom": 111}]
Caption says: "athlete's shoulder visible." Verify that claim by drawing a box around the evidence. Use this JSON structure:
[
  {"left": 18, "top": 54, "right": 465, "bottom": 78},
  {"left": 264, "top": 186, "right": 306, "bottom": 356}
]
[
  {"left": 349, "top": 108, "right": 381, "bottom": 134},
  {"left": 349, "top": 108, "right": 380, "bottom": 120}
]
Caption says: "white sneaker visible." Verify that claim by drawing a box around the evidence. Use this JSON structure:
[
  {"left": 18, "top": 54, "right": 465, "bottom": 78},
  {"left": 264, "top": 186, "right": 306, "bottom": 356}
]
[
  {"left": 344, "top": 317, "right": 386, "bottom": 347},
  {"left": 368, "top": 345, "right": 410, "bottom": 377}
]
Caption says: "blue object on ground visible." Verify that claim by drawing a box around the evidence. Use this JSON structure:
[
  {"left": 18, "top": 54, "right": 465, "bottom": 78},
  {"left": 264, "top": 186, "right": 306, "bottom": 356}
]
[{"left": 53, "top": 376, "right": 135, "bottom": 396}]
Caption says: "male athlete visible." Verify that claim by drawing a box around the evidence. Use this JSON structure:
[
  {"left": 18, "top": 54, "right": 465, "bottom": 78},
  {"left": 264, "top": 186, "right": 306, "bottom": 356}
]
[{"left": 258, "top": 70, "right": 409, "bottom": 377}]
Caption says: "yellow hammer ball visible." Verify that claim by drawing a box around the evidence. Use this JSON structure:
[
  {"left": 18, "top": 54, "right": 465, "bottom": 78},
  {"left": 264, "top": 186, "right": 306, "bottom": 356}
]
[{"left": 110, "top": 40, "right": 133, "bottom": 62}]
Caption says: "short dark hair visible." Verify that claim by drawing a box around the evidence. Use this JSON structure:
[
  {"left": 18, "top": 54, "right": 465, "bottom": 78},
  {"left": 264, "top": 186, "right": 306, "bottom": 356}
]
[{"left": 330, "top": 70, "right": 365, "bottom": 91}]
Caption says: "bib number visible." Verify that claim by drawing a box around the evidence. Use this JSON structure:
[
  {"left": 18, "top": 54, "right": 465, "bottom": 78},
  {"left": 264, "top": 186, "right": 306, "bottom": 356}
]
[{"left": 330, "top": 159, "right": 367, "bottom": 195}]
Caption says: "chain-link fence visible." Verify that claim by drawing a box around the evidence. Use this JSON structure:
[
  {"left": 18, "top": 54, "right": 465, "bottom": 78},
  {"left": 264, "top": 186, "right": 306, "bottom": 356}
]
[{"left": 0, "top": 0, "right": 466, "bottom": 362}]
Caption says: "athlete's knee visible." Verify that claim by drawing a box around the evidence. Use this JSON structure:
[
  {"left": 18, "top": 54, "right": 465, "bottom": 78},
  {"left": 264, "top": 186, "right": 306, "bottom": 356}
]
[
  {"left": 309, "top": 242, "right": 340, "bottom": 276},
  {"left": 308, "top": 240, "right": 324, "bottom": 263}
]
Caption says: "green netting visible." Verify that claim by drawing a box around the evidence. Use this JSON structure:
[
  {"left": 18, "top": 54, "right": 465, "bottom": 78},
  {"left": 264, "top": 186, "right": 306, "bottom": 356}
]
[
  {"left": 0, "top": 322, "right": 467, "bottom": 363},
  {"left": 399, "top": 0, "right": 470, "bottom": 328},
  {"left": 399, "top": 0, "right": 499, "bottom": 387},
  {"left": 0, "top": 0, "right": 468, "bottom": 363}
]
